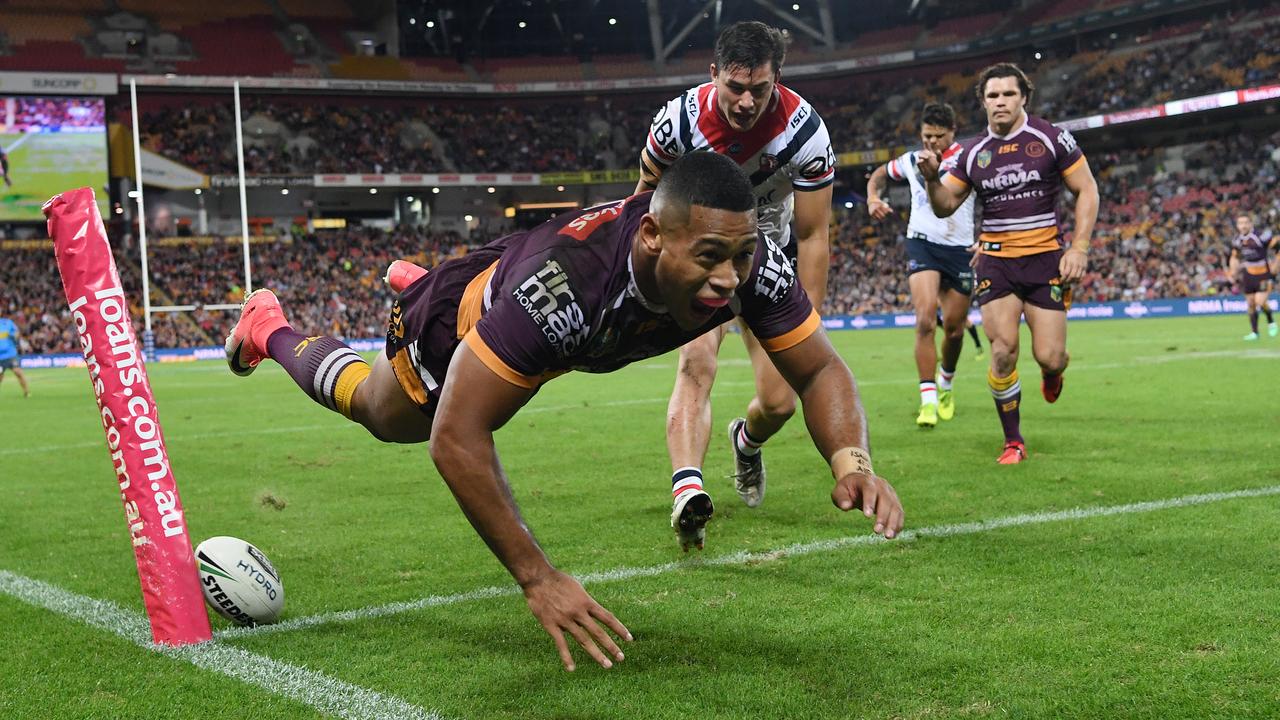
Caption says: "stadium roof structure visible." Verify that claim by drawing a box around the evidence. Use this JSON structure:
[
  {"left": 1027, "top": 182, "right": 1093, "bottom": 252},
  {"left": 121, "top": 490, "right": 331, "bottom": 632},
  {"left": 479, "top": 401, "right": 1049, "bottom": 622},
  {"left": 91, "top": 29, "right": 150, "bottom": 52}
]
[{"left": 397, "top": 0, "right": 1018, "bottom": 62}]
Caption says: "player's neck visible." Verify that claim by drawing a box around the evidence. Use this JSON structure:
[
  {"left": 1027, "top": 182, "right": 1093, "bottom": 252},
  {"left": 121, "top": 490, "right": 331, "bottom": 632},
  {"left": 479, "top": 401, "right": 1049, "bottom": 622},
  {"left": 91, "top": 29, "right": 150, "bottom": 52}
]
[
  {"left": 988, "top": 110, "right": 1027, "bottom": 139},
  {"left": 628, "top": 234, "right": 664, "bottom": 307}
]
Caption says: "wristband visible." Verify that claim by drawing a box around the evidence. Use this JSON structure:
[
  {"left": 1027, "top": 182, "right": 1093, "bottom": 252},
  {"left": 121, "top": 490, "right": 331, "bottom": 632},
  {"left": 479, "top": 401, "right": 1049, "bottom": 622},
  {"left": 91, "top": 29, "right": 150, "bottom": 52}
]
[{"left": 830, "top": 446, "right": 873, "bottom": 480}]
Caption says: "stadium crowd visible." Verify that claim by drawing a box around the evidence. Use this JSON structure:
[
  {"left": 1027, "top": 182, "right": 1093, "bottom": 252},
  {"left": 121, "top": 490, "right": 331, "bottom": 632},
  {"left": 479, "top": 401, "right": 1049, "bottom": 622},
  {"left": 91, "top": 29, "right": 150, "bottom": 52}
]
[
  {"left": 823, "top": 128, "right": 1280, "bottom": 316},
  {"left": 141, "top": 98, "right": 647, "bottom": 176},
  {"left": 7, "top": 124, "right": 1277, "bottom": 354},
  {"left": 137, "top": 15, "right": 1280, "bottom": 177}
]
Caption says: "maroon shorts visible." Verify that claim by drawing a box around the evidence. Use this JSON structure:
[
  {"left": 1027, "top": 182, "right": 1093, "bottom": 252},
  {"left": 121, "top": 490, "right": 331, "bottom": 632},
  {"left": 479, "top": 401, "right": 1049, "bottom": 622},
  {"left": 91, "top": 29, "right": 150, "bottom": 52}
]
[
  {"left": 1242, "top": 270, "right": 1274, "bottom": 294},
  {"left": 385, "top": 246, "right": 505, "bottom": 417},
  {"left": 975, "top": 250, "right": 1071, "bottom": 311}
]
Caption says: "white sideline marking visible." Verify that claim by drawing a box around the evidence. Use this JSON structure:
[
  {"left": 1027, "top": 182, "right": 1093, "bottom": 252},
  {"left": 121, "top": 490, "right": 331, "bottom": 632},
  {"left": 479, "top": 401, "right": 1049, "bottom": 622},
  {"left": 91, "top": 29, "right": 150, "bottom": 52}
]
[
  {"left": 12, "top": 348, "right": 1269, "bottom": 458},
  {"left": 0, "top": 388, "right": 761, "bottom": 458},
  {"left": 2, "top": 132, "right": 31, "bottom": 155},
  {"left": 216, "top": 484, "right": 1280, "bottom": 640},
  {"left": 7, "top": 346, "right": 1269, "bottom": 459},
  {"left": 0, "top": 570, "right": 443, "bottom": 720}
]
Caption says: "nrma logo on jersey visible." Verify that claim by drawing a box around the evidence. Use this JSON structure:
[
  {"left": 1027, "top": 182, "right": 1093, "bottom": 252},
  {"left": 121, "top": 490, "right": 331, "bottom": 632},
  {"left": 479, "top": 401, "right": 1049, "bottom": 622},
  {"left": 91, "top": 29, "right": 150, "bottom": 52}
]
[
  {"left": 980, "top": 168, "right": 1041, "bottom": 191},
  {"left": 515, "top": 259, "right": 591, "bottom": 355}
]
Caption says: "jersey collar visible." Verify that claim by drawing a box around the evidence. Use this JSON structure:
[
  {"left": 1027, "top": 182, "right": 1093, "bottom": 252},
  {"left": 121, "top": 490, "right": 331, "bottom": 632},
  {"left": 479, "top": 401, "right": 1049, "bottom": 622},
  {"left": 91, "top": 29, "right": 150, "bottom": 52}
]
[
  {"left": 986, "top": 111, "right": 1028, "bottom": 141},
  {"left": 626, "top": 253, "right": 667, "bottom": 313}
]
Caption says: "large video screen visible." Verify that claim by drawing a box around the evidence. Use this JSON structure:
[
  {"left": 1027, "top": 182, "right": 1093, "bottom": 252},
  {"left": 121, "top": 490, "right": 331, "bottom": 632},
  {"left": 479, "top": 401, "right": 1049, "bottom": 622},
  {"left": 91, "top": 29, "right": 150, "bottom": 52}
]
[{"left": 0, "top": 95, "right": 108, "bottom": 222}]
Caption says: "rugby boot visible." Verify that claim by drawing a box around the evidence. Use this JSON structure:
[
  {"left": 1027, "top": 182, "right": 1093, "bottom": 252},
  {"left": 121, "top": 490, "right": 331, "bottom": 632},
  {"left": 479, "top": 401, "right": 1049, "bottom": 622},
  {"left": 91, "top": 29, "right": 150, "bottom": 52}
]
[
  {"left": 1269, "top": 322, "right": 1278, "bottom": 337},
  {"left": 671, "top": 488, "right": 714, "bottom": 552},
  {"left": 1041, "top": 373, "right": 1065, "bottom": 404},
  {"left": 937, "top": 390, "right": 955, "bottom": 421},
  {"left": 1244, "top": 332, "right": 1259, "bottom": 341},
  {"left": 996, "top": 440, "right": 1027, "bottom": 465},
  {"left": 728, "top": 417, "right": 766, "bottom": 508},
  {"left": 384, "top": 260, "right": 428, "bottom": 294},
  {"left": 916, "top": 402, "right": 938, "bottom": 428},
  {"left": 225, "top": 289, "right": 289, "bottom": 377},
  {"left": 1042, "top": 355, "right": 1069, "bottom": 404}
]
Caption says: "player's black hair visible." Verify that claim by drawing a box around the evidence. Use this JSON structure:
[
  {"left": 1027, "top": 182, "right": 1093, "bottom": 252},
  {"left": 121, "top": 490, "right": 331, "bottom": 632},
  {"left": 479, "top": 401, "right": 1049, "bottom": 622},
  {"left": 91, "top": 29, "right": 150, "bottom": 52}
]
[
  {"left": 653, "top": 152, "right": 755, "bottom": 219},
  {"left": 920, "top": 102, "right": 957, "bottom": 129},
  {"left": 714, "top": 21, "right": 787, "bottom": 74},
  {"left": 975, "top": 62, "right": 1035, "bottom": 103}
]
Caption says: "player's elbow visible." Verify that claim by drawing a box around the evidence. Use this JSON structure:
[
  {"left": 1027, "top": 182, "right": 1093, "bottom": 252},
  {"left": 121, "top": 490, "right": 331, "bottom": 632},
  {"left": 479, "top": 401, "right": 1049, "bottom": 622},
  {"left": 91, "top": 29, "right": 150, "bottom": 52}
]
[
  {"left": 428, "top": 419, "right": 481, "bottom": 475},
  {"left": 930, "top": 199, "right": 958, "bottom": 218}
]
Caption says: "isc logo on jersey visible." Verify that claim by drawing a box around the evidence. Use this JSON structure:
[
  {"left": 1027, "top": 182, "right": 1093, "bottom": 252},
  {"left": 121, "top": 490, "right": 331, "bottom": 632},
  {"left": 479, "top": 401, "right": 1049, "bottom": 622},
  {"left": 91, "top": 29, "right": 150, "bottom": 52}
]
[{"left": 515, "top": 259, "right": 591, "bottom": 355}]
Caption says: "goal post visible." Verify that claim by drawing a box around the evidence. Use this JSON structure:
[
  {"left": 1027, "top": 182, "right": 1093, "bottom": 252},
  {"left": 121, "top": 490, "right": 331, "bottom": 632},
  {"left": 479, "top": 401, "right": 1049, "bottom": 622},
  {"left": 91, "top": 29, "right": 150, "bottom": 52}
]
[{"left": 44, "top": 187, "right": 212, "bottom": 646}]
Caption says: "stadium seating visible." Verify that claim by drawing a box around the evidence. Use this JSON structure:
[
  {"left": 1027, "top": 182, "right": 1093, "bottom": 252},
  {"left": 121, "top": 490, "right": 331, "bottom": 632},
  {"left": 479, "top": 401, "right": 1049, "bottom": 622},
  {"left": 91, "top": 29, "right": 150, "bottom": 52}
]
[
  {"left": 920, "top": 13, "right": 1007, "bottom": 48},
  {"left": 129, "top": 12, "right": 1279, "bottom": 177},
  {"left": 8, "top": 124, "right": 1278, "bottom": 354}
]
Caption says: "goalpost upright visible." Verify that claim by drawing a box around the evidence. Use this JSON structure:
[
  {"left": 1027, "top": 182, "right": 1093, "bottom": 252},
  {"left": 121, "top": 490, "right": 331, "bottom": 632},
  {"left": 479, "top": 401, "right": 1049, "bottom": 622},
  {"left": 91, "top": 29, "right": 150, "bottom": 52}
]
[{"left": 129, "top": 78, "right": 255, "bottom": 358}]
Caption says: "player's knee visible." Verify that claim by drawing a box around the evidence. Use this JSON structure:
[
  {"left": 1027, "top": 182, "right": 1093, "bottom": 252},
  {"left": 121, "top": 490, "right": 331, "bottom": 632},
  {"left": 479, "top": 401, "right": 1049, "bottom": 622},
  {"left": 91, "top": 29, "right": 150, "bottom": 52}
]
[
  {"left": 759, "top": 393, "right": 796, "bottom": 423},
  {"left": 914, "top": 314, "right": 938, "bottom": 337},
  {"left": 1037, "top": 351, "right": 1068, "bottom": 375},
  {"left": 990, "top": 346, "right": 1018, "bottom": 375}
]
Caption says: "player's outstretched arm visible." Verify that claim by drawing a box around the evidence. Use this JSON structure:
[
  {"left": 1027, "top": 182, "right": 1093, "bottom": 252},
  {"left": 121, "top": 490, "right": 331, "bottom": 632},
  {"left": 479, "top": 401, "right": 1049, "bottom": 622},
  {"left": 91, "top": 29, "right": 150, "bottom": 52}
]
[
  {"left": 430, "top": 342, "right": 632, "bottom": 671},
  {"left": 865, "top": 164, "right": 894, "bottom": 221},
  {"left": 635, "top": 147, "right": 665, "bottom": 195},
  {"left": 916, "top": 149, "right": 968, "bottom": 219},
  {"left": 1060, "top": 158, "right": 1100, "bottom": 283},
  {"left": 794, "top": 184, "right": 833, "bottom": 311},
  {"left": 768, "top": 330, "right": 904, "bottom": 538}
]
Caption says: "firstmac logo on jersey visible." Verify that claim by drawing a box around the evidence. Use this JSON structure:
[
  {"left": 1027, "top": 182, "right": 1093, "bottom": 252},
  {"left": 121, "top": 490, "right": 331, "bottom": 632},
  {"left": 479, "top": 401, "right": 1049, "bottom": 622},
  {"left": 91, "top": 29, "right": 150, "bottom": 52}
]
[
  {"left": 515, "top": 259, "right": 590, "bottom": 355},
  {"left": 754, "top": 240, "right": 795, "bottom": 303}
]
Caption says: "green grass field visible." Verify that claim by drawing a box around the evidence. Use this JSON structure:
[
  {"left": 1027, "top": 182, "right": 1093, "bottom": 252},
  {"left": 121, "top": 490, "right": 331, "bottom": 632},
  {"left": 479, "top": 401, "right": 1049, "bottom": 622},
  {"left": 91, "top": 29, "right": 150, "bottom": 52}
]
[
  {"left": 1, "top": 132, "right": 110, "bottom": 222},
  {"left": 2, "top": 315, "right": 1279, "bottom": 719}
]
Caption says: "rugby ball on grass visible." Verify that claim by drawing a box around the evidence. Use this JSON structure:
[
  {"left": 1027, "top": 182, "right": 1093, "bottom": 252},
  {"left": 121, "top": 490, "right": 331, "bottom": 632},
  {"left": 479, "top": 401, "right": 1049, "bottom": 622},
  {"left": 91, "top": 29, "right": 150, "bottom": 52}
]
[{"left": 195, "top": 536, "right": 284, "bottom": 626}]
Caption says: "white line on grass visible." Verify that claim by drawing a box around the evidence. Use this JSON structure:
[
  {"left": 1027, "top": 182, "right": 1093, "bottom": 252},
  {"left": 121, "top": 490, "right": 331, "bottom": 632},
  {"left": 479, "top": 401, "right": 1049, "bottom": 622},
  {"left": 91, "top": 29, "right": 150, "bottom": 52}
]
[
  {"left": 0, "top": 570, "right": 443, "bottom": 720},
  {"left": 0, "top": 388, "right": 763, "bottom": 458},
  {"left": 11, "top": 346, "right": 1267, "bottom": 459},
  {"left": 2, "top": 132, "right": 31, "bottom": 155},
  {"left": 216, "top": 484, "right": 1280, "bottom": 640}
]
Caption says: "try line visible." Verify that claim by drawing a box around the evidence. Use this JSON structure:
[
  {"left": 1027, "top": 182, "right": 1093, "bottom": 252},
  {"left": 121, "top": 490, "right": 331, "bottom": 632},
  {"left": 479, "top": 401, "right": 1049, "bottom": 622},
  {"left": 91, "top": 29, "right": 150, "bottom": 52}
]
[
  {"left": 0, "top": 570, "right": 444, "bottom": 720},
  {"left": 216, "top": 484, "right": 1280, "bottom": 640}
]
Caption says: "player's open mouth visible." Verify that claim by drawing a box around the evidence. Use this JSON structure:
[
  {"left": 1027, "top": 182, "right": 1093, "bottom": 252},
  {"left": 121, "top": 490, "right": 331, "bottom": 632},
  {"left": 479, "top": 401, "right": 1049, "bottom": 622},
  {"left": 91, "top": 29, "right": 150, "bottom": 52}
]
[{"left": 694, "top": 297, "right": 731, "bottom": 312}]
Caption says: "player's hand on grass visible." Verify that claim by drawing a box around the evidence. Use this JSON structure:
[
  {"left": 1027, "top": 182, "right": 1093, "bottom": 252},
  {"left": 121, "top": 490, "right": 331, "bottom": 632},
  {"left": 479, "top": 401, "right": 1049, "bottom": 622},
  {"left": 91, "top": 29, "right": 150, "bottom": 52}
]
[
  {"left": 831, "top": 473, "right": 903, "bottom": 539},
  {"left": 523, "top": 568, "right": 632, "bottom": 672},
  {"left": 915, "top": 149, "right": 941, "bottom": 182},
  {"left": 1060, "top": 247, "right": 1088, "bottom": 283},
  {"left": 868, "top": 198, "right": 893, "bottom": 221}
]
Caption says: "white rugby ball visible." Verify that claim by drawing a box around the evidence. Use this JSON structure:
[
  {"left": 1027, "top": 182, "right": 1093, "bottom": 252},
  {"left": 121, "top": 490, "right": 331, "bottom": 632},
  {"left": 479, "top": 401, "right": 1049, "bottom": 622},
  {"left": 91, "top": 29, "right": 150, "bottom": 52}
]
[{"left": 195, "top": 536, "right": 284, "bottom": 626}]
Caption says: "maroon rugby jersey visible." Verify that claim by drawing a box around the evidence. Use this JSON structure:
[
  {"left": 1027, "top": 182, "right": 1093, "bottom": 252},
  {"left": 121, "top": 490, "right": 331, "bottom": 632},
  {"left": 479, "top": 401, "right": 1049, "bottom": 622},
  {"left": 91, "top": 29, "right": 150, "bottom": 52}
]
[
  {"left": 459, "top": 193, "right": 820, "bottom": 389},
  {"left": 1233, "top": 232, "right": 1272, "bottom": 274},
  {"left": 942, "top": 114, "right": 1086, "bottom": 258}
]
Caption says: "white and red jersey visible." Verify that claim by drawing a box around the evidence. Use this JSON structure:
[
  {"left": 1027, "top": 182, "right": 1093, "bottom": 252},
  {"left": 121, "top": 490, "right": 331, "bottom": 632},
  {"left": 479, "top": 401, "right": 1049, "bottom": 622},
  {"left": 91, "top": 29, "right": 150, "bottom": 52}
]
[
  {"left": 887, "top": 143, "right": 975, "bottom": 247},
  {"left": 642, "top": 82, "right": 836, "bottom": 249}
]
